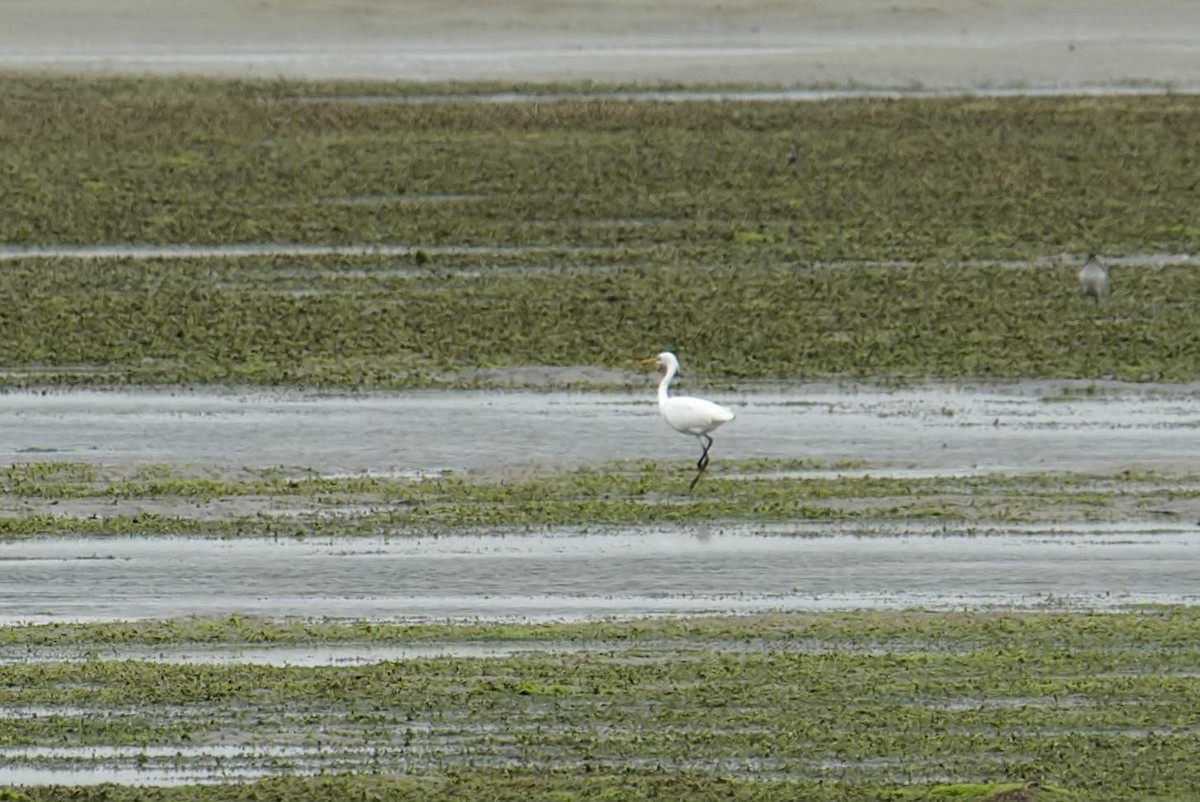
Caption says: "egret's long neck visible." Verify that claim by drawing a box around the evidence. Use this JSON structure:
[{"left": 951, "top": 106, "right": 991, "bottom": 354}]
[{"left": 657, "top": 363, "right": 676, "bottom": 406}]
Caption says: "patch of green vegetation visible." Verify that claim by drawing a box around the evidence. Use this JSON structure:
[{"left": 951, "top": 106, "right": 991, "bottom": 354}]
[
  {"left": 0, "top": 459, "right": 1193, "bottom": 538},
  {"left": 3, "top": 76, "right": 1198, "bottom": 258},
  {"left": 1, "top": 461, "right": 97, "bottom": 490},
  {"left": 0, "top": 774, "right": 1083, "bottom": 802},
  {"left": 3, "top": 250, "right": 1200, "bottom": 388},
  {"left": 1, "top": 77, "right": 1199, "bottom": 386},
  {"left": 4, "top": 606, "right": 1200, "bottom": 649},
  {"left": 1040, "top": 384, "right": 1104, "bottom": 402}
]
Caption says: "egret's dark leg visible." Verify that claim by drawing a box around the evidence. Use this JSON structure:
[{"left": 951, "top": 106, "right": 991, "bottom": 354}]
[
  {"left": 689, "top": 434, "right": 714, "bottom": 491},
  {"left": 695, "top": 433, "right": 714, "bottom": 470}
]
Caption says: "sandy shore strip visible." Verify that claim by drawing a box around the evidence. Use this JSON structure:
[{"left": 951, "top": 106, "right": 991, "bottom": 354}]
[{"left": 2, "top": 0, "right": 1200, "bottom": 88}]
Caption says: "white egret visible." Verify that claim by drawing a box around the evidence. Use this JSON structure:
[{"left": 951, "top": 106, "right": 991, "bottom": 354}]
[
  {"left": 636, "top": 351, "right": 735, "bottom": 490},
  {"left": 1078, "top": 253, "right": 1109, "bottom": 304}
]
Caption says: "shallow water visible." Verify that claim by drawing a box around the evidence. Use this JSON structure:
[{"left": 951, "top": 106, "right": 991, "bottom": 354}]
[
  {"left": 0, "top": 242, "right": 1193, "bottom": 269},
  {"left": 0, "top": 383, "right": 1197, "bottom": 474},
  {"left": 3, "top": 640, "right": 591, "bottom": 667},
  {"left": 0, "top": 242, "right": 591, "bottom": 261},
  {"left": 0, "top": 744, "right": 374, "bottom": 787},
  {"left": 0, "top": 745, "right": 943, "bottom": 787},
  {"left": 2, "top": 524, "right": 1197, "bottom": 626},
  {"left": 309, "top": 85, "right": 1200, "bottom": 105}
]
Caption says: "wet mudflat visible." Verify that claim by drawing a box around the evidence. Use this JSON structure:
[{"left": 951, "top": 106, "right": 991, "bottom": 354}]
[
  {"left": 1, "top": 383, "right": 1198, "bottom": 474},
  {"left": 4, "top": 387, "right": 1197, "bottom": 795},
  {"left": 3, "top": 524, "right": 1199, "bottom": 628},
  {"left": 0, "top": 71, "right": 1198, "bottom": 802},
  {"left": 4, "top": 608, "right": 1200, "bottom": 795}
]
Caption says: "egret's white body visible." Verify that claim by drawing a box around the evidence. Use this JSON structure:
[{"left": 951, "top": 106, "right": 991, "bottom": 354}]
[
  {"left": 1078, "top": 253, "right": 1109, "bottom": 304},
  {"left": 638, "top": 351, "right": 735, "bottom": 489}
]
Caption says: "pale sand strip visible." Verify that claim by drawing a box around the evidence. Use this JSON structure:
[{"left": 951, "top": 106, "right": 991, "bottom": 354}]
[{"left": 1, "top": 0, "right": 1199, "bottom": 87}]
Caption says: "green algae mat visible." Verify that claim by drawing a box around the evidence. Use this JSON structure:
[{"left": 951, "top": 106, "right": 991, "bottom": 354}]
[
  {"left": 0, "top": 458, "right": 1192, "bottom": 537},
  {"left": 1, "top": 77, "right": 1200, "bottom": 387},
  {"left": 4, "top": 610, "right": 1200, "bottom": 800}
]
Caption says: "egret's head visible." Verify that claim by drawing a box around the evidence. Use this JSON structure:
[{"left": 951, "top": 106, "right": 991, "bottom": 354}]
[{"left": 635, "top": 351, "right": 680, "bottom": 372}]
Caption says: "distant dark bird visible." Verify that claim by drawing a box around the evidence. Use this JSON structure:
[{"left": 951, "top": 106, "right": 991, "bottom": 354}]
[
  {"left": 982, "top": 780, "right": 1041, "bottom": 802},
  {"left": 1078, "top": 253, "right": 1110, "bottom": 304}
]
